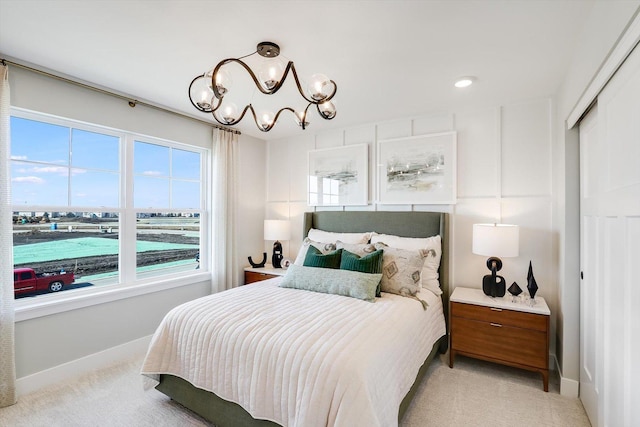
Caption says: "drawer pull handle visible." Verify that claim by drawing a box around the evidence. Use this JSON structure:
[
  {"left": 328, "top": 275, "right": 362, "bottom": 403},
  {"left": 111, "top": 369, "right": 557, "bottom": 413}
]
[
  {"left": 490, "top": 323, "right": 502, "bottom": 327},
  {"left": 490, "top": 308, "right": 502, "bottom": 312}
]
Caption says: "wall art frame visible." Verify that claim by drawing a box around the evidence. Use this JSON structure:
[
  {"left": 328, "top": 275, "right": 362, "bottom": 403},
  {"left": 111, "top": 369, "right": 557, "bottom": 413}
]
[
  {"left": 377, "top": 131, "right": 457, "bottom": 205},
  {"left": 307, "top": 144, "right": 368, "bottom": 206}
]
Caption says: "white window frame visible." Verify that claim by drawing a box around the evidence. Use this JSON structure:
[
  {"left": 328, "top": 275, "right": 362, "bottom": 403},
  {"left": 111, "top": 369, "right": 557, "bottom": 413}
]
[{"left": 10, "top": 108, "right": 211, "bottom": 321}]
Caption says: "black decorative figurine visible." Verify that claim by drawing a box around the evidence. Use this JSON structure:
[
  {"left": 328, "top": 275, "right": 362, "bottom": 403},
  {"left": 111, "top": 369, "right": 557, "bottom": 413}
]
[
  {"left": 527, "top": 261, "right": 538, "bottom": 299},
  {"left": 508, "top": 281, "right": 522, "bottom": 297},
  {"left": 482, "top": 257, "right": 506, "bottom": 298},
  {"left": 248, "top": 252, "right": 267, "bottom": 268},
  {"left": 272, "top": 240, "right": 284, "bottom": 268}
]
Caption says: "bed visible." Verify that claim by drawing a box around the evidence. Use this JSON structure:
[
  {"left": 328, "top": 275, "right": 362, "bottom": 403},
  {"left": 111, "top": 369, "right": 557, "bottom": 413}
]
[{"left": 142, "top": 211, "right": 449, "bottom": 427}]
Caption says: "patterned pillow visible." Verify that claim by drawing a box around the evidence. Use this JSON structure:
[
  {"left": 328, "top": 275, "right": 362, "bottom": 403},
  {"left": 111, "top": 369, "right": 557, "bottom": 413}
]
[
  {"left": 370, "top": 234, "right": 442, "bottom": 295},
  {"left": 340, "top": 249, "right": 383, "bottom": 297},
  {"left": 293, "top": 237, "right": 337, "bottom": 266},
  {"left": 279, "top": 264, "right": 380, "bottom": 302},
  {"left": 373, "top": 242, "right": 426, "bottom": 298},
  {"left": 307, "top": 229, "right": 371, "bottom": 244},
  {"left": 335, "top": 241, "right": 377, "bottom": 256},
  {"left": 303, "top": 246, "right": 342, "bottom": 269}
]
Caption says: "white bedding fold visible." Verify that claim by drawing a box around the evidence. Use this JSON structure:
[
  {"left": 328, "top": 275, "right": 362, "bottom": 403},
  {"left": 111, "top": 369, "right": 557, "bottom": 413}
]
[{"left": 141, "top": 277, "right": 446, "bottom": 427}]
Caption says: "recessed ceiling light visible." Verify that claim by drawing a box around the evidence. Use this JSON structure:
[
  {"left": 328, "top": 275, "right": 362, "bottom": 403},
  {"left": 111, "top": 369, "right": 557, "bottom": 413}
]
[{"left": 454, "top": 76, "right": 476, "bottom": 88}]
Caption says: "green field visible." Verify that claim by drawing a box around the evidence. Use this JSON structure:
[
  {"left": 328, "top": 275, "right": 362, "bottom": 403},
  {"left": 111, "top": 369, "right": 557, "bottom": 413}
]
[{"left": 13, "top": 236, "right": 198, "bottom": 264}]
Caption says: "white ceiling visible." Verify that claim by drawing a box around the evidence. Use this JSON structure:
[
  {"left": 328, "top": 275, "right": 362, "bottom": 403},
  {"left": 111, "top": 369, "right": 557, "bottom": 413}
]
[{"left": 0, "top": 0, "right": 595, "bottom": 141}]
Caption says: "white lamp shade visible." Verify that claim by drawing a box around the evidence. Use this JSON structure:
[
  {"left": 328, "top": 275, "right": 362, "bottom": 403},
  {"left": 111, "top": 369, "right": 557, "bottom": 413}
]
[
  {"left": 472, "top": 223, "right": 519, "bottom": 257},
  {"left": 264, "top": 219, "right": 291, "bottom": 241}
]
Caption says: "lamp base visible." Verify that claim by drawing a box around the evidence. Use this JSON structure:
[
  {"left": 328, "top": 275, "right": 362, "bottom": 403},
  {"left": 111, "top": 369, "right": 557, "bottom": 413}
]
[
  {"left": 482, "top": 274, "right": 506, "bottom": 297},
  {"left": 272, "top": 241, "right": 283, "bottom": 268}
]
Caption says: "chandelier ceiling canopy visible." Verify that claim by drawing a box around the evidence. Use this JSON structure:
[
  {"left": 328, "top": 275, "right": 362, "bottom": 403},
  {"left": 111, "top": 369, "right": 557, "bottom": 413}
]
[{"left": 188, "top": 41, "right": 337, "bottom": 132}]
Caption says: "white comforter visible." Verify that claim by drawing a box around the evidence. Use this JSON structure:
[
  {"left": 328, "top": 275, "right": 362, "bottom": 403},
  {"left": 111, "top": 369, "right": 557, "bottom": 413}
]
[{"left": 141, "top": 277, "right": 446, "bottom": 427}]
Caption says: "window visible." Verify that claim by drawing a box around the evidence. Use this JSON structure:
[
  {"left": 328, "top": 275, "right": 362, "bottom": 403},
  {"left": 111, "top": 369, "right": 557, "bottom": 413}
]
[{"left": 10, "top": 110, "right": 208, "bottom": 301}]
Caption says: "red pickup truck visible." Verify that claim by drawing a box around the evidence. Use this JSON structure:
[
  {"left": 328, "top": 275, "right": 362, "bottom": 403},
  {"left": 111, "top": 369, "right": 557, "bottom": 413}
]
[{"left": 14, "top": 267, "right": 75, "bottom": 296}]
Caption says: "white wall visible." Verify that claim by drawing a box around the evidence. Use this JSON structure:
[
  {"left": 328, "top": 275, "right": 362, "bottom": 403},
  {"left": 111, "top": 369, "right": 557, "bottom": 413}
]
[{"left": 266, "top": 99, "right": 557, "bottom": 356}]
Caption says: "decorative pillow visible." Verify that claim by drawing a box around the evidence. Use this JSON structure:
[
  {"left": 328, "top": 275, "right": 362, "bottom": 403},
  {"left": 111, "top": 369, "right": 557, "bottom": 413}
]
[
  {"left": 303, "top": 246, "right": 343, "bottom": 269},
  {"left": 335, "top": 241, "right": 377, "bottom": 256},
  {"left": 340, "top": 249, "right": 384, "bottom": 297},
  {"left": 307, "top": 228, "right": 371, "bottom": 244},
  {"left": 370, "top": 234, "right": 442, "bottom": 295},
  {"left": 279, "top": 264, "right": 381, "bottom": 302},
  {"left": 373, "top": 242, "right": 426, "bottom": 298},
  {"left": 293, "top": 237, "right": 337, "bottom": 266}
]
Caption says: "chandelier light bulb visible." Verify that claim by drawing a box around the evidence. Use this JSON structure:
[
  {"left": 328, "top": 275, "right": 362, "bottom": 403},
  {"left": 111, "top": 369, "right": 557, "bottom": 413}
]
[
  {"left": 258, "top": 110, "right": 275, "bottom": 130},
  {"left": 318, "top": 100, "right": 336, "bottom": 119},
  {"left": 211, "top": 68, "right": 232, "bottom": 96},
  {"left": 294, "top": 110, "right": 309, "bottom": 128},
  {"left": 197, "top": 90, "right": 212, "bottom": 110},
  {"left": 221, "top": 102, "right": 238, "bottom": 124},
  {"left": 258, "top": 59, "right": 284, "bottom": 91},
  {"left": 308, "top": 74, "right": 331, "bottom": 100}
]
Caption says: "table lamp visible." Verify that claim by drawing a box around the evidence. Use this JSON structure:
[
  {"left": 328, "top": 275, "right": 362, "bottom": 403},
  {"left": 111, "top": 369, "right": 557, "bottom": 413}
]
[
  {"left": 264, "top": 219, "right": 291, "bottom": 268},
  {"left": 472, "top": 223, "right": 519, "bottom": 297}
]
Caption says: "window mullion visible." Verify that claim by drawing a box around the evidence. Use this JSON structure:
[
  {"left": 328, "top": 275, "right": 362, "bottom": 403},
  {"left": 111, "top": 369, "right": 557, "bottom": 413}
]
[{"left": 120, "top": 134, "right": 136, "bottom": 284}]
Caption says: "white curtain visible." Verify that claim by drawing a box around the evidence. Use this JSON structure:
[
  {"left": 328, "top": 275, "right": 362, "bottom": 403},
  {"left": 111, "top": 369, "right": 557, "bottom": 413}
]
[
  {"left": 0, "top": 64, "right": 17, "bottom": 407},
  {"left": 211, "top": 128, "right": 239, "bottom": 292}
]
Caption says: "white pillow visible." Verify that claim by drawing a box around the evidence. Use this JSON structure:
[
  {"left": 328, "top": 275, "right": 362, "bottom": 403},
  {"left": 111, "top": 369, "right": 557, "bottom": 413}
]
[
  {"left": 293, "top": 237, "right": 337, "bottom": 266},
  {"left": 370, "top": 233, "right": 442, "bottom": 295},
  {"left": 307, "top": 228, "right": 371, "bottom": 244}
]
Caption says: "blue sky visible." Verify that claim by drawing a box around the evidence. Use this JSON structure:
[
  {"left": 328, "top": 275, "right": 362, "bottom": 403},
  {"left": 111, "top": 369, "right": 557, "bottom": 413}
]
[{"left": 10, "top": 116, "right": 201, "bottom": 209}]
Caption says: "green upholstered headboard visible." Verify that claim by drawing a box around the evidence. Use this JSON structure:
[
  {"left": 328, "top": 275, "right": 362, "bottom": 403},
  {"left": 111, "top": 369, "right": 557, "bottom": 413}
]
[{"left": 302, "top": 211, "right": 450, "bottom": 320}]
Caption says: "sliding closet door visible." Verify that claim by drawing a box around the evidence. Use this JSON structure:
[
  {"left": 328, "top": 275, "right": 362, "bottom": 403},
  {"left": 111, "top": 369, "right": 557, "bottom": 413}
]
[{"left": 579, "top": 43, "right": 640, "bottom": 427}]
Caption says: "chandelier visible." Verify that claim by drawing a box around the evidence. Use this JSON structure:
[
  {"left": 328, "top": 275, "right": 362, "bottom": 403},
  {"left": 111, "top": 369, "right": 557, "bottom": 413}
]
[{"left": 188, "top": 41, "right": 337, "bottom": 132}]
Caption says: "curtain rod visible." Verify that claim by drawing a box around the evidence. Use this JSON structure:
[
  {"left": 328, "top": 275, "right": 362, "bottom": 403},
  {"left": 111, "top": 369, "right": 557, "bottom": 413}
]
[{"left": 0, "top": 58, "right": 241, "bottom": 135}]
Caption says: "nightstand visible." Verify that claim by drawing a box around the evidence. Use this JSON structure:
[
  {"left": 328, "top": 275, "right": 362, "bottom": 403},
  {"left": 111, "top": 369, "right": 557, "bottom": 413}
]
[
  {"left": 449, "top": 286, "right": 551, "bottom": 391},
  {"left": 244, "top": 265, "right": 287, "bottom": 284}
]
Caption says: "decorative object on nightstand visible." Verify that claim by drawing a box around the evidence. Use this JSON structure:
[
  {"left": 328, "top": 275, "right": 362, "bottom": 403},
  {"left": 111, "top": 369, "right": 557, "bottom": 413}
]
[
  {"left": 508, "top": 281, "right": 522, "bottom": 302},
  {"left": 449, "top": 287, "right": 551, "bottom": 391},
  {"left": 472, "top": 223, "right": 519, "bottom": 298},
  {"left": 248, "top": 252, "right": 267, "bottom": 268},
  {"left": 264, "top": 219, "right": 291, "bottom": 268},
  {"left": 527, "top": 260, "right": 539, "bottom": 303}
]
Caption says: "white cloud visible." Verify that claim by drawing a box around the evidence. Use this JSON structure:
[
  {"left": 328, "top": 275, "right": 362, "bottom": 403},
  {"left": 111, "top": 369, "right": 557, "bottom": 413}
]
[
  {"left": 143, "top": 171, "right": 162, "bottom": 176},
  {"left": 10, "top": 155, "right": 27, "bottom": 160},
  {"left": 12, "top": 176, "right": 45, "bottom": 184}
]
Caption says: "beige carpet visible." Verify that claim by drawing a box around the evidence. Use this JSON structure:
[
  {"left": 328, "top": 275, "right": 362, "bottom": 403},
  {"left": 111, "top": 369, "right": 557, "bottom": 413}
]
[{"left": 0, "top": 352, "right": 590, "bottom": 427}]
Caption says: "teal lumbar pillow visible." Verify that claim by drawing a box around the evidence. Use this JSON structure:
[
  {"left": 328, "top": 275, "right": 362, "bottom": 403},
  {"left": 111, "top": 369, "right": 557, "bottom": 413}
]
[{"left": 303, "top": 246, "right": 343, "bottom": 269}]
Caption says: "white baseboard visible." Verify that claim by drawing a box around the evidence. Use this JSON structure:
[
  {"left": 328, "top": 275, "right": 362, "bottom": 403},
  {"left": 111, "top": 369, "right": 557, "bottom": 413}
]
[
  {"left": 16, "top": 335, "right": 152, "bottom": 397},
  {"left": 553, "top": 353, "right": 580, "bottom": 398},
  {"left": 560, "top": 376, "right": 580, "bottom": 398}
]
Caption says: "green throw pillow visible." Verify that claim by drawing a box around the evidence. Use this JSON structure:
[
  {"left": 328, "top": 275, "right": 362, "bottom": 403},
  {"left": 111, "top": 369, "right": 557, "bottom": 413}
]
[
  {"left": 303, "top": 246, "right": 343, "bottom": 269},
  {"left": 340, "top": 249, "right": 383, "bottom": 297}
]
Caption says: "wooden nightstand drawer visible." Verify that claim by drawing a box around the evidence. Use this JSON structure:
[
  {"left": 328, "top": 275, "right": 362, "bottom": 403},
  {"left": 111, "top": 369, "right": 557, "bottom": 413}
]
[
  {"left": 244, "top": 271, "right": 278, "bottom": 284},
  {"left": 451, "top": 301, "right": 547, "bottom": 332},
  {"left": 243, "top": 265, "right": 287, "bottom": 285},
  {"left": 451, "top": 317, "right": 548, "bottom": 369}
]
